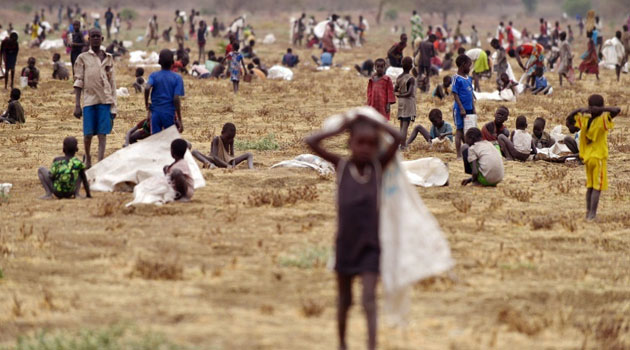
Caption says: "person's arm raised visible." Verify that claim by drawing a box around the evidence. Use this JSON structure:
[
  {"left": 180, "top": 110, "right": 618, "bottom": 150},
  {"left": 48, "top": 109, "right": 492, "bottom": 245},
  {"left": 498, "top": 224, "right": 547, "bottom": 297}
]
[{"left": 305, "top": 120, "right": 351, "bottom": 167}]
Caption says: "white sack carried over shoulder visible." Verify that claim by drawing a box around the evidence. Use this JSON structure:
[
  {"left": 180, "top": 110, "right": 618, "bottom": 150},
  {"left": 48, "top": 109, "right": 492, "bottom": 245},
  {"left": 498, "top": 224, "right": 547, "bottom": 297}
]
[
  {"left": 87, "top": 126, "right": 205, "bottom": 192},
  {"left": 322, "top": 107, "right": 453, "bottom": 326},
  {"left": 126, "top": 175, "right": 176, "bottom": 207},
  {"left": 599, "top": 38, "right": 625, "bottom": 69},
  {"left": 385, "top": 66, "right": 403, "bottom": 80},
  {"left": 268, "top": 65, "right": 293, "bottom": 80},
  {"left": 271, "top": 154, "right": 335, "bottom": 175},
  {"left": 402, "top": 157, "right": 449, "bottom": 187}
]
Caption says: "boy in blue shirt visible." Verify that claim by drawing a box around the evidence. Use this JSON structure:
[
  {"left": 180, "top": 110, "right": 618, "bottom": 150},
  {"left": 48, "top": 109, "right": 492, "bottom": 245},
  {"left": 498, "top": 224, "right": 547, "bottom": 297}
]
[
  {"left": 311, "top": 48, "right": 333, "bottom": 67},
  {"left": 145, "top": 49, "right": 185, "bottom": 134},
  {"left": 452, "top": 54, "right": 475, "bottom": 158},
  {"left": 282, "top": 48, "right": 299, "bottom": 67},
  {"left": 531, "top": 67, "right": 551, "bottom": 95}
]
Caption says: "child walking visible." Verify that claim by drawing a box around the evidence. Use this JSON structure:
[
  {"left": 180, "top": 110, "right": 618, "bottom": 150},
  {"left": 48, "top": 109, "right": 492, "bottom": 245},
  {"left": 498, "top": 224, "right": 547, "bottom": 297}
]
[
  {"left": 306, "top": 113, "right": 401, "bottom": 350},
  {"left": 395, "top": 57, "right": 416, "bottom": 149},
  {"left": 452, "top": 54, "right": 475, "bottom": 158},
  {"left": 38, "top": 136, "right": 91, "bottom": 199},
  {"left": 224, "top": 42, "right": 247, "bottom": 93},
  {"left": 566, "top": 95, "right": 621, "bottom": 220},
  {"left": 367, "top": 58, "right": 396, "bottom": 120}
]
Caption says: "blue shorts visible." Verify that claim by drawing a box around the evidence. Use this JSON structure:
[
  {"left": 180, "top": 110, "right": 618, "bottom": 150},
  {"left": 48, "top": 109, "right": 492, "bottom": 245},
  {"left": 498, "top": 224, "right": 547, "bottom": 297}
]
[
  {"left": 83, "top": 104, "right": 113, "bottom": 136},
  {"left": 151, "top": 109, "right": 175, "bottom": 134}
]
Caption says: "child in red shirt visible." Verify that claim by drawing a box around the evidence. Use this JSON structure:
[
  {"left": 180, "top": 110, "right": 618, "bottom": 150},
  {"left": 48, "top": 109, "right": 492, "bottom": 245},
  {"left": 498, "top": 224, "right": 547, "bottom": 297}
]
[{"left": 367, "top": 58, "right": 396, "bottom": 120}]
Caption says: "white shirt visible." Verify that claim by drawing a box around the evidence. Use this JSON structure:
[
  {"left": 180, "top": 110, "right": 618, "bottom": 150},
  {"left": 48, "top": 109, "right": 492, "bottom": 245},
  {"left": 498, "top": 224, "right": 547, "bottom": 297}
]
[{"left": 512, "top": 129, "right": 532, "bottom": 154}]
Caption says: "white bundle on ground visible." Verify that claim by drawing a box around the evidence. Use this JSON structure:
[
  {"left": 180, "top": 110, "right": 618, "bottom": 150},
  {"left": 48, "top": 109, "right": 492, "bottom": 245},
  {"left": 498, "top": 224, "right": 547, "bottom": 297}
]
[
  {"left": 126, "top": 176, "right": 176, "bottom": 207},
  {"left": 116, "top": 87, "right": 130, "bottom": 97},
  {"left": 550, "top": 125, "right": 566, "bottom": 142},
  {"left": 129, "top": 50, "right": 159, "bottom": 65},
  {"left": 474, "top": 88, "right": 519, "bottom": 102},
  {"left": 122, "top": 40, "right": 133, "bottom": 48},
  {"left": 271, "top": 154, "right": 335, "bottom": 175},
  {"left": 385, "top": 67, "right": 403, "bottom": 80},
  {"left": 402, "top": 157, "right": 449, "bottom": 187},
  {"left": 537, "top": 142, "right": 572, "bottom": 159},
  {"left": 263, "top": 34, "right": 276, "bottom": 44},
  {"left": 86, "top": 126, "right": 205, "bottom": 193},
  {"left": 39, "top": 39, "right": 64, "bottom": 50},
  {"left": 1, "top": 183, "right": 12, "bottom": 197},
  {"left": 322, "top": 107, "right": 454, "bottom": 326},
  {"left": 268, "top": 65, "right": 293, "bottom": 80}
]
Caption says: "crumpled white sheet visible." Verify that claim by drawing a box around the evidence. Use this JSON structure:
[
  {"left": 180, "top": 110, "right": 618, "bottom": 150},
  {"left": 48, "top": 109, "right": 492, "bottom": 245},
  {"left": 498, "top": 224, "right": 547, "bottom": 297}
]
[
  {"left": 263, "top": 33, "right": 276, "bottom": 44},
  {"left": 86, "top": 126, "right": 205, "bottom": 194},
  {"left": 322, "top": 107, "right": 454, "bottom": 326},
  {"left": 129, "top": 50, "right": 159, "bottom": 65},
  {"left": 116, "top": 87, "right": 130, "bottom": 97},
  {"left": 537, "top": 142, "right": 571, "bottom": 159},
  {"left": 271, "top": 154, "right": 335, "bottom": 175},
  {"left": 268, "top": 65, "right": 293, "bottom": 80},
  {"left": 39, "top": 39, "right": 64, "bottom": 50},
  {"left": 386, "top": 66, "right": 403, "bottom": 80},
  {"left": 1, "top": 183, "right": 12, "bottom": 197},
  {"left": 600, "top": 38, "right": 626, "bottom": 71},
  {"left": 402, "top": 157, "right": 449, "bottom": 187},
  {"left": 475, "top": 88, "right": 519, "bottom": 102},
  {"left": 126, "top": 175, "right": 176, "bottom": 207}
]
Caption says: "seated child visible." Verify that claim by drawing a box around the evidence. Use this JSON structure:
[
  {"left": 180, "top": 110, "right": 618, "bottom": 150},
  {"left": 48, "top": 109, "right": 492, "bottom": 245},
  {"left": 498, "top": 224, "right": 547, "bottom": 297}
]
[
  {"left": 497, "top": 72, "right": 518, "bottom": 95},
  {"left": 461, "top": 127, "right": 504, "bottom": 187},
  {"left": 497, "top": 115, "right": 536, "bottom": 161},
  {"left": 312, "top": 48, "right": 333, "bottom": 67},
  {"left": 564, "top": 132, "right": 580, "bottom": 155},
  {"left": 532, "top": 117, "right": 556, "bottom": 149},
  {"left": 0, "top": 88, "right": 25, "bottom": 124},
  {"left": 252, "top": 57, "right": 268, "bottom": 76},
  {"left": 442, "top": 52, "right": 454, "bottom": 71},
  {"left": 38, "top": 136, "right": 91, "bottom": 199},
  {"left": 192, "top": 123, "right": 254, "bottom": 169},
  {"left": 21, "top": 57, "right": 40, "bottom": 88},
  {"left": 406, "top": 108, "right": 453, "bottom": 145},
  {"left": 432, "top": 75, "right": 451, "bottom": 100},
  {"left": 52, "top": 53, "right": 70, "bottom": 80},
  {"left": 133, "top": 67, "right": 146, "bottom": 93},
  {"left": 481, "top": 106, "right": 510, "bottom": 142},
  {"left": 354, "top": 59, "right": 374, "bottom": 77},
  {"left": 282, "top": 48, "right": 300, "bottom": 68},
  {"left": 205, "top": 50, "right": 219, "bottom": 72},
  {"left": 241, "top": 40, "right": 256, "bottom": 58},
  {"left": 210, "top": 56, "right": 226, "bottom": 78},
  {"left": 125, "top": 114, "right": 151, "bottom": 146},
  {"left": 191, "top": 61, "right": 211, "bottom": 79},
  {"left": 164, "top": 138, "right": 194, "bottom": 201},
  {"left": 247, "top": 63, "right": 267, "bottom": 80},
  {"left": 531, "top": 67, "right": 551, "bottom": 95}
]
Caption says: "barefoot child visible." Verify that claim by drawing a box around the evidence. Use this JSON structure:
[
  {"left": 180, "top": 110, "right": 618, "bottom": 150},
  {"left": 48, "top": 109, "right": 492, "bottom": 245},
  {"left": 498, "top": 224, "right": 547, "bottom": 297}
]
[
  {"left": 566, "top": 94, "right": 621, "bottom": 220},
  {"left": 532, "top": 117, "right": 555, "bottom": 148},
  {"left": 192, "top": 122, "right": 254, "bottom": 169},
  {"left": 305, "top": 113, "right": 402, "bottom": 350},
  {"left": 407, "top": 108, "right": 453, "bottom": 145},
  {"left": 224, "top": 42, "right": 247, "bottom": 93},
  {"left": 164, "top": 138, "right": 194, "bottom": 201},
  {"left": 395, "top": 56, "right": 416, "bottom": 148},
  {"left": 133, "top": 67, "right": 145, "bottom": 93},
  {"left": 367, "top": 58, "right": 396, "bottom": 120},
  {"left": 38, "top": 136, "right": 91, "bottom": 199},
  {"left": 145, "top": 49, "right": 185, "bottom": 134},
  {"left": 52, "top": 53, "right": 70, "bottom": 80},
  {"left": 432, "top": 75, "right": 451, "bottom": 100},
  {"left": 531, "top": 67, "right": 551, "bottom": 95},
  {"left": 1, "top": 32, "right": 19, "bottom": 89},
  {"left": 497, "top": 115, "right": 536, "bottom": 161},
  {"left": 452, "top": 54, "right": 476, "bottom": 158},
  {"left": 461, "top": 127, "right": 504, "bottom": 186},
  {"left": 0, "top": 88, "right": 25, "bottom": 124}
]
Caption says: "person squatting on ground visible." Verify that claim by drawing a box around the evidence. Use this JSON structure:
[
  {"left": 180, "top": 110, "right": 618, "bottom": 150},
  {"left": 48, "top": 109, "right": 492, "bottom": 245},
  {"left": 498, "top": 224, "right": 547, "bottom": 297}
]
[{"left": 38, "top": 136, "right": 91, "bottom": 200}]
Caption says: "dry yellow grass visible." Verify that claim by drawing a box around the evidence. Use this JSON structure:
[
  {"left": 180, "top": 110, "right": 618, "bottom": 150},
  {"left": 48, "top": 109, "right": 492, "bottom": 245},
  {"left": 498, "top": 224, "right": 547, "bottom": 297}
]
[{"left": 1, "top": 14, "right": 630, "bottom": 350}]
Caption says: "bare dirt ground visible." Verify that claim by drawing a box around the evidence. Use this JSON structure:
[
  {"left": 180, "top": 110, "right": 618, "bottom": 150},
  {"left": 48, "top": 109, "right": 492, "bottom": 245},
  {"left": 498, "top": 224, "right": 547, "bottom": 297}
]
[{"left": 1, "top": 12, "right": 630, "bottom": 350}]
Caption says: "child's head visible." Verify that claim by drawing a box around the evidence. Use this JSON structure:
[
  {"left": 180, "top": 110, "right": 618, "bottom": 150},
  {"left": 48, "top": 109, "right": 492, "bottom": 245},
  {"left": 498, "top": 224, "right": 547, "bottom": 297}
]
[
  {"left": 445, "top": 52, "right": 452, "bottom": 60},
  {"left": 374, "top": 58, "right": 386, "bottom": 76},
  {"left": 10, "top": 88, "right": 21, "bottom": 101},
  {"left": 535, "top": 66, "right": 544, "bottom": 77},
  {"left": 465, "top": 127, "right": 482, "bottom": 146},
  {"left": 400, "top": 33, "right": 407, "bottom": 43},
  {"left": 247, "top": 63, "right": 254, "bottom": 71},
  {"left": 158, "top": 49, "right": 174, "bottom": 70},
  {"left": 490, "top": 38, "right": 500, "bottom": 49},
  {"left": 135, "top": 67, "right": 144, "bottom": 77},
  {"left": 588, "top": 94, "right": 604, "bottom": 114},
  {"left": 428, "top": 34, "right": 437, "bottom": 43},
  {"left": 27, "top": 57, "right": 36, "bottom": 67},
  {"left": 232, "top": 42, "right": 240, "bottom": 51},
  {"left": 170, "top": 138, "right": 188, "bottom": 160},
  {"left": 457, "top": 47, "right": 466, "bottom": 55},
  {"left": 207, "top": 50, "right": 215, "bottom": 60},
  {"left": 192, "top": 61, "right": 199, "bottom": 66},
  {"left": 428, "top": 109, "right": 444, "bottom": 127},
  {"left": 515, "top": 116, "right": 527, "bottom": 130},
  {"left": 455, "top": 54, "right": 472, "bottom": 75},
  {"left": 401, "top": 56, "right": 413, "bottom": 72},
  {"left": 287, "top": 48, "right": 292, "bottom": 53},
  {"left": 221, "top": 122, "right": 236, "bottom": 142},
  {"left": 252, "top": 57, "right": 261, "bottom": 65},
  {"left": 62, "top": 136, "right": 79, "bottom": 156},
  {"left": 349, "top": 119, "right": 379, "bottom": 164},
  {"left": 52, "top": 53, "right": 60, "bottom": 62},
  {"left": 500, "top": 72, "right": 509, "bottom": 83},
  {"left": 249, "top": 40, "right": 255, "bottom": 47},
  {"left": 533, "top": 117, "right": 546, "bottom": 138},
  {"left": 495, "top": 106, "right": 509, "bottom": 124},
  {"left": 616, "top": 31, "right": 622, "bottom": 40},
  {"left": 442, "top": 75, "right": 452, "bottom": 88},
  {"left": 560, "top": 32, "right": 567, "bottom": 41}
]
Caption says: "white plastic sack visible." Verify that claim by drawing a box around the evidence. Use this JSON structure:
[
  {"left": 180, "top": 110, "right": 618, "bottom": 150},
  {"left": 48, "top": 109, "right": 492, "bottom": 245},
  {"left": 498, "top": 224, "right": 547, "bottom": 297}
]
[
  {"left": 271, "top": 154, "right": 335, "bottom": 175},
  {"left": 122, "top": 40, "right": 133, "bottom": 48},
  {"left": 116, "top": 87, "right": 130, "bottom": 97},
  {"left": 385, "top": 66, "right": 403, "bottom": 80},
  {"left": 39, "top": 39, "right": 64, "bottom": 50},
  {"left": 0, "top": 183, "right": 12, "bottom": 197},
  {"left": 599, "top": 38, "right": 625, "bottom": 69},
  {"left": 263, "top": 33, "right": 276, "bottom": 44},
  {"left": 0, "top": 30, "right": 8, "bottom": 41},
  {"left": 20, "top": 76, "right": 28, "bottom": 88},
  {"left": 536, "top": 142, "right": 571, "bottom": 159},
  {"left": 126, "top": 175, "right": 176, "bottom": 207},
  {"left": 474, "top": 90, "right": 516, "bottom": 102},
  {"left": 86, "top": 126, "right": 205, "bottom": 192},
  {"left": 321, "top": 107, "right": 453, "bottom": 326},
  {"left": 313, "top": 20, "right": 328, "bottom": 39},
  {"left": 463, "top": 114, "right": 478, "bottom": 135},
  {"left": 550, "top": 125, "right": 565, "bottom": 143},
  {"left": 401, "top": 157, "right": 449, "bottom": 187},
  {"left": 129, "top": 51, "right": 159, "bottom": 65},
  {"left": 268, "top": 65, "right": 293, "bottom": 81}
]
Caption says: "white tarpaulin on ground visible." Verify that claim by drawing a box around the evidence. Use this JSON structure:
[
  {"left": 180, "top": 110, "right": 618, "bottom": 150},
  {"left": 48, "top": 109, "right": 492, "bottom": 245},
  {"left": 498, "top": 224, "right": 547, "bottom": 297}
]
[
  {"left": 402, "top": 157, "right": 449, "bottom": 187},
  {"left": 268, "top": 65, "right": 293, "bottom": 80},
  {"left": 271, "top": 154, "right": 335, "bottom": 175},
  {"left": 40, "top": 39, "right": 64, "bottom": 50},
  {"left": 322, "top": 107, "right": 454, "bottom": 326},
  {"left": 86, "top": 126, "right": 205, "bottom": 192},
  {"left": 475, "top": 89, "right": 517, "bottom": 102}
]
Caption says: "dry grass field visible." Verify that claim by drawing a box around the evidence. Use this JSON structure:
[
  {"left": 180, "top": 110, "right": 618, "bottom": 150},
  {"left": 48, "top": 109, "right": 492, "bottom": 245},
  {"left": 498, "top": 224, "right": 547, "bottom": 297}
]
[{"left": 1, "top": 12, "right": 630, "bottom": 350}]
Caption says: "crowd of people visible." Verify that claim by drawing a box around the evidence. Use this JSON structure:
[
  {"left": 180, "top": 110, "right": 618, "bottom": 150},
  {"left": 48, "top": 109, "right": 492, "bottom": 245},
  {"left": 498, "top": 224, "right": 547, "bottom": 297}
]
[{"left": 1, "top": 6, "right": 629, "bottom": 350}]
